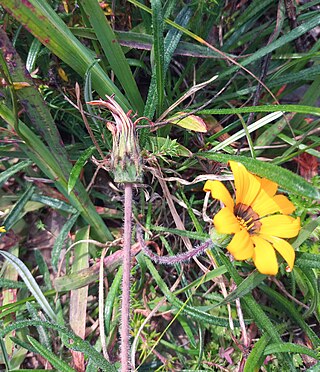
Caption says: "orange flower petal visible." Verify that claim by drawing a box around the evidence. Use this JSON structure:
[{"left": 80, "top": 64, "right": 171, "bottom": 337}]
[
  {"left": 251, "top": 188, "right": 282, "bottom": 217},
  {"left": 203, "top": 180, "right": 234, "bottom": 210},
  {"left": 259, "top": 216, "right": 300, "bottom": 238},
  {"left": 273, "top": 195, "right": 295, "bottom": 215},
  {"left": 229, "top": 161, "right": 261, "bottom": 206},
  {"left": 203, "top": 180, "right": 215, "bottom": 193},
  {"left": 265, "top": 235, "right": 295, "bottom": 271},
  {"left": 252, "top": 236, "right": 278, "bottom": 275},
  {"left": 260, "top": 178, "right": 278, "bottom": 196},
  {"left": 213, "top": 207, "right": 241, "bottom": 234},
  {"left": 227, "top": 229, "right": 254, "bottom": 260}
]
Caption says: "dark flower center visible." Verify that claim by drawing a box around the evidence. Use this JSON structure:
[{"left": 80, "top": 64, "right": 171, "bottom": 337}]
[{"left": 234, "top": 203, "right": 261, "bottom": 235}]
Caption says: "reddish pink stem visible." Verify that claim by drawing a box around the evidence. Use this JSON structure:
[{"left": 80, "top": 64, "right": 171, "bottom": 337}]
[{"left": 120, "top": 183, "right": 132, "bottom": 371}]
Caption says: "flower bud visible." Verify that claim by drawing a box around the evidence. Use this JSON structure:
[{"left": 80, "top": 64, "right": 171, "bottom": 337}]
[{"left": 209, "top": 227, "right": 231, "bottom": 248}]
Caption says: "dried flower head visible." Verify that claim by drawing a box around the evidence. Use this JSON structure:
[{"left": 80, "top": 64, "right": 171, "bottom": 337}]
[{"left": 88, "top": 95, "right": 142, "bottom": 183}]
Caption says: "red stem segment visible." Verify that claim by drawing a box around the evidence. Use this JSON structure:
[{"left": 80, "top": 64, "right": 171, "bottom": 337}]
[{"left": 120, "top": 183, "right": 133, "bottom": 371}]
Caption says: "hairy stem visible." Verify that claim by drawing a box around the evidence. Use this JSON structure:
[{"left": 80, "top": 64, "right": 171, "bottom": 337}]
[{"left": 120, "top": 184, "right": 133, "bottom": 371}]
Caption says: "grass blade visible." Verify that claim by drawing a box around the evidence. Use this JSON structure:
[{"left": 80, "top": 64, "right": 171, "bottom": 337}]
[
  {"left": 144, "top": 256, "right": 241, "bottom": 327},
  {"left": 68, "top": 146, "right": 95, "bottom": 194},
  {"left": 0, "top": 320, "right": 118, "bottom": 371},
  {"left": 3, "top": 185, "right": 34, "bottom": 231},
  {"left": 264, "top": 342, "right": 319, "bottom": 359},
  {"left": 0, "top": 0, "right": 131, "bottom": 111},
  {"left": 0, "top": 160, "right": 32, "bottom": 188},
  {"left": 79, "top": 0, "right": 144, "bottom": 114},
  {"left": 51, "top": 212, "right": 80, "bottom": 271},
  {"left": 151, "top": 0, "right": 165, "bottom": 116},
  {"left": 260, "top": 284, "right": 320, "bottom": 348},
  {"left": 69, "top": 226, "right": 90, "bottom": 371},
  {"left": 0, "top": 251, "right": 57, "bottom": 322},
  {"left": 27, "top": 336, "right": 75, "bottom": 372},
  {"left": 0, "top": 104, "right": 113, "bottom": 241}
]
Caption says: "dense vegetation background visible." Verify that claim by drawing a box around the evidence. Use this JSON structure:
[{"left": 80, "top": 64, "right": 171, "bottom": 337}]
[{"left": 0, "top": 0, "right": 319, "bottom": 371}]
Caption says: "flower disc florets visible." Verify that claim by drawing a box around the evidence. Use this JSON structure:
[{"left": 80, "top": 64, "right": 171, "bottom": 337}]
[{"left": 204, "top": 161, "right": 300, "bottom": 275}]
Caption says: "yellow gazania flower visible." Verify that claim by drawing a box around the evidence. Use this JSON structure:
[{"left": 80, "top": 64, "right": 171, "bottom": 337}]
[
  {"left": 204, "top": 161, "right": 300, "bottom": 275},
  {"left": 0, "top": 226, "right": 6, "bottom": 233}
]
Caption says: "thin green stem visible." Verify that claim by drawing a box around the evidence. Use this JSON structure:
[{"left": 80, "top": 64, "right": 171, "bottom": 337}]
[{"left": 120, "top": 184, "right": 133, "bottom": 371}]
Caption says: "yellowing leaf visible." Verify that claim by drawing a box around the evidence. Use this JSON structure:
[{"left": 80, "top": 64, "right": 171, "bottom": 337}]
[
  {"left": 58, "top": 67, "right": 69, "bottom": 82},
  {"left": 168, "top": 112, "right": 207, "bottom": 132},
  {"left": 12, "top": 82, "right": 31, "bottom": 89}
]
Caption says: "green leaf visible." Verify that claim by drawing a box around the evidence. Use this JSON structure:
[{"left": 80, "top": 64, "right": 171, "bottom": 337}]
[
  {"left": 148, "top": 136, "right": 191, "bottom": 157},
  {"left": 0, "top": 104, "right": 113, "bottom": 242},
  {"left": 69, "top": 227, "right": 90, "bottom": 343},
  {"left": 199, "top": 104, "right": 320, "bottom": 117},
  {"left": 151, "top": 0, "right": 165, "bottom": 115},
  {"left": 219, "top": 11, "right": 320, "bottom": 79},
  {"left": 295, "top": 252, "right": 320, "bottom": 270},
  {"left": 144, "top": 256, "right": 241, "bottom": 327},
  {"left": 0, "top": 160, "right": 32, "bottom": 188},
  {"left": 30, "top": 194, "right": 77, "bottom": 214},
  {"left": 196, "top": 152, "right": 320, "bottom": 200},
  {"left": 174, "top": 265, "right": 227, "bottom": 295},
  {"left": 151, "top": 225, "right": 209, "bottom": 240},
  {"left": 260, "top": 284, "right": 320, "bottom": 348},
  {"left": 52, "top": 213, "right": 80, "bottom": 271},
  {"left": 3, "top": 185, "right": 34, "bottom": 231},
  {"left": 26, "top": 38, "right": 42, "bottom": 72},
  {"left": 0, "top": 0, "right": 131, "bottom": 111},
  {"left": 104, "top": 266, "right": 123, "bottom": 335},
  {"left": 213, "top": 271, "right": 266, "bottom": 308},
  {"left": 0, "top": 278, "right": 26, "bottom": 289},
  {"left": 26, "top": 302, "right": 52, "bottom": 353},
  {"left": 244, "top": 332, "right": 271, "bottom": 372},
  {"left": 264, "top": 342, "right": 320, "bottom": 359},
  {"left": 79, "top": 0, "right": 144, "bottom": 114},
  {"left": 0, "top": 320, "right": 118, "bottom": 371},
  {"left": 71, "top": 27, "right": 233, "bottom": 60},
  {"left": 68, "top": 146, "right": 95, "bottom": 194},
  {"left": 293, "top": 217, "right": 320, "bottom": 249},
  {"left": 144, "top": 6, "right": 191, "bottom": 121},
  {"left": 0, "top": 251, "right": 57, "bottom": 322}
]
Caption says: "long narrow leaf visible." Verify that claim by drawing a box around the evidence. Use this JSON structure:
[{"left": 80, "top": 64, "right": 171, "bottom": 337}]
[
  {"left": 215, "top": 251, "right": 295, "bottom": 370},
  {"left": 0, "top": 0, "right": 131, "bottom": 111},
  {"left": 264, "top": 342, "right": 320, "bottom": 359},
  {"left": 129, "top": 0, "right": 320, "bottom": 89},
  {"left": 199, "top": 104, "right": 320, "bottom": 117},
  {"left": 212, "top": 271, "right": 266, "bottom": 308},
  {"left": 68, "top": 146, "right": 95, "bottom": 194},
  {"left": 0, "top": 160, "right": 32, "bottom": 188},
  {"left": 3, "top": 185, "right": 34, "bottom": 231},
  {"left": 0, "top": 320, "right": 118, "bottom": 371},
  {"left": 260, "top": 284, "right": 320, "bottom": 348},
  {"left": 144, "top": 256, "right": 241, "bottom": 327},
  {"left": 52, "top": 212, "right": 80, "bottom": 270},
  {"left": 211, "top": 111, "right": 284, "bottom": 152},
  {"left": 0, "top": 251, "right": 57, "bottom": 322},
  {"left": 0, "top": 104, "right": 113, "bottom": 241},
  {"left": 27, "top": 336, "right": 76, "bottom": 372},
  {"left": 144, "top": 6, "right": 191, "bottom": 122},
  {"left": 151, "top": 0, "right": 165, "bottom": 115},
  {"left": 196, "top": 152, "right": 320, "bottom": 200},
  {"left": 79, "top": 0, "right": 144, "bottom": 114}
]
